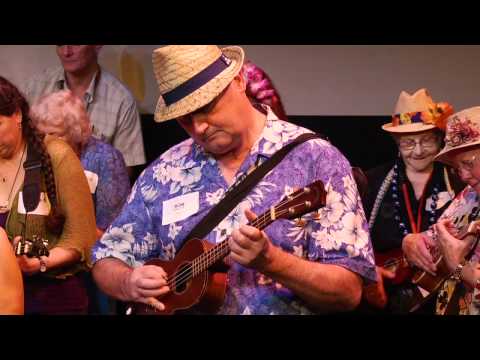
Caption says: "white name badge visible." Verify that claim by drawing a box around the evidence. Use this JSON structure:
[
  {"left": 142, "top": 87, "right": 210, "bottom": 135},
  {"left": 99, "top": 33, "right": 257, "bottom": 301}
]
[
  {"left": 426, "top": 191, "right": 453, "bottom": 211},
  {"left": 18, "top": 191, "right": 51, "bottom": 216},
  {"left": 84, "top": 170, "right": 99, "bottom": 194},
  {"left": 162, "top": 192, "right": 199, "bottom": 226}
]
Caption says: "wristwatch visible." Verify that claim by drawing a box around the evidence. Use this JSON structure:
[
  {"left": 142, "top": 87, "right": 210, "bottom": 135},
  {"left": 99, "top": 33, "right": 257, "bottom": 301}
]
[
  {"left": 39, "top": 257, "right": 47, "bottom": 273},
  {"left": 451, "top": 259, "right": 467, "bottom": 282}
]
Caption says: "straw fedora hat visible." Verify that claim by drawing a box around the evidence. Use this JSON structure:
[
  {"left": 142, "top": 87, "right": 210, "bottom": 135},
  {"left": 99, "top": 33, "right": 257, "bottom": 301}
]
[
  {"left": 152, "top": 45, "right": 245, "bottom": 122},
  {"left": 382, "top": 88, "right": 453, "bottom": 133},
  {"left": 435, "top": 106, "right": 480, "bottom": 165}
]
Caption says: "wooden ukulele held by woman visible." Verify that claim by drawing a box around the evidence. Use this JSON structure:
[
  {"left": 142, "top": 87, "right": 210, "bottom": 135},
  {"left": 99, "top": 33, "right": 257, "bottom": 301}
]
[
  {"left": 127, "top": 180, "right": 327, "bottom": 315},
  {"left": 409, "top": 219, "right": 480, "bottom": 311}
]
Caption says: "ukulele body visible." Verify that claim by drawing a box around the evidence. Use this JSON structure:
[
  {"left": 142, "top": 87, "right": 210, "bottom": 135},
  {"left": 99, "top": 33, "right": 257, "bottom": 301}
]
[
  {"left": 375, "top": 248, "right": 413, "bottom": 285},
  {"left": 131, "top": 238, "right": 228, "bottom": 315}
]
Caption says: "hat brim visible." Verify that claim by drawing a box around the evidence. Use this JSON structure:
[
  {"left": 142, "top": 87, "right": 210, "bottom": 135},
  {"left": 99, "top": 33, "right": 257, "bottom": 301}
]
[
  {"left": 435, "top": 140, "right": 480, "bottom": 166},
  {"left": 381, "top": 122, "right": 437, "bottom": 133},
  {"left": 154, "top": 46, "right": 245, "bottom": 123}
]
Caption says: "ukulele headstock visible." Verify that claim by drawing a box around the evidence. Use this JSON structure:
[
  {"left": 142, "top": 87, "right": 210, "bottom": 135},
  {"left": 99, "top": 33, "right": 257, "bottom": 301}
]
[
  {"left": 15, "top": 235, "right": 49, "bottom": 258},
  {"left": 274, "top": 180, "right": 327, "bottom": 221}
]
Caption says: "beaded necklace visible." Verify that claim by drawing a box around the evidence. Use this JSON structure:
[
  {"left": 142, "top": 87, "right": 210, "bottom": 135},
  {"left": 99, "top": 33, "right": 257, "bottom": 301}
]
[{"left": 391, "top": 161, "right": 439, "bottom": 236}]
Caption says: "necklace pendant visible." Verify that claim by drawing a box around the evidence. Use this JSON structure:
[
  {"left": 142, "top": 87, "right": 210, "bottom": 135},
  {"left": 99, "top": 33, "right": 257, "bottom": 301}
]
[{"left": 0, "top": 200, "right": 8, "bottom": 214}]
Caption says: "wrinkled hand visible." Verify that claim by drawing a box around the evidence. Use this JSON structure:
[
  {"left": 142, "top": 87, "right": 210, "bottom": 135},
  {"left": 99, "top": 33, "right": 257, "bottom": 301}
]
[
  {"left": 124, "top": 265, "right": 170, "bottom": 312},
  {"left": 402, "top": 233, "right": 437, "bottom": 275},
  {"left": 435, "top": 219, "right": 472, "bottom": 272},
  {"left": 363, "top": 266, "right": 395, "bottom": 309},
  {"left": 229, "top": 209, "right": 272, "bottom": 271}
]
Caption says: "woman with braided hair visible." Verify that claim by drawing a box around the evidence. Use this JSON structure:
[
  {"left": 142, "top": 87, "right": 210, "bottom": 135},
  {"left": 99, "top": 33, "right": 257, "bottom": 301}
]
[
  {"left": 0, "top": 76, "right": 96, "bottom": 314},
  {"left": 361, "top": 89, "right": 463, "bottom": 314}
]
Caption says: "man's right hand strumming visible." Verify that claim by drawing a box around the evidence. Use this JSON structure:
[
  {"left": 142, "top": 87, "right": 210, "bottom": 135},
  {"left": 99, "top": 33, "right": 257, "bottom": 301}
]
[{"left": 122, "top": 265, "right": 170, "bottom": 312}]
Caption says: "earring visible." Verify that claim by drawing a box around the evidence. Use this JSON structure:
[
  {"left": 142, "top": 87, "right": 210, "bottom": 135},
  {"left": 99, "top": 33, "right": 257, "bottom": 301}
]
[{"left": 17, "top": 122, "right": 22, "bottom": 129}]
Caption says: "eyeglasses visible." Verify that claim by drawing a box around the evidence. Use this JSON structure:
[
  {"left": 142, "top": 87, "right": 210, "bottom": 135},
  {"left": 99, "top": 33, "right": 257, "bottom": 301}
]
[
  {"left": 398, "top": 135, "right": 439, "bottom": 151},
  {"left": 455, "top": 154, "right": 479, "bottom": 174}
]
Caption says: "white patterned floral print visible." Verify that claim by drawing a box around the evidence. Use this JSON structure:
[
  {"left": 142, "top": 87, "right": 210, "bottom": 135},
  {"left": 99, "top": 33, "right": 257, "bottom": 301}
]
[
  {"left": 162, "top": 141, "right": 192, "bottom": 163},
  {"left": 126, "top": 182, "right": 138, "bottom": 204},
  {"left": 206, "top": 189, "right": 225, "bottom": 206},
  {"left": 318, "top": 187, "right": 344, "bottom": 229},
  {"left": 141, "top": 185, "right": 159, "bottom": 203},
  {"left": 95, "top": 224, "right": 138, "bottom": 267},
  {"left": 92, "top": 106, "right": 376, "bottom": 315},
  {"left": 168, "top": 223, "right": 182, "bottom": 240}
]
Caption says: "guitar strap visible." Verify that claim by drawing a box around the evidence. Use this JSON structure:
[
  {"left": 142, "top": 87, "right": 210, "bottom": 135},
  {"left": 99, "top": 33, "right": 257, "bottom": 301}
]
[
  {"left": 184, "top": 133, "right": 321, "bottom": 241},
  {"left": 22, "top": 143, "right": 43, "bottom": 213}
]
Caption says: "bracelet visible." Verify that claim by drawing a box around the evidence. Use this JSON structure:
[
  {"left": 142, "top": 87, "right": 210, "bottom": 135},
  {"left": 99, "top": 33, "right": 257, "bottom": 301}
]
[
  {"left": 451, "top": 259, "right": 467, "bottom": 282},
  {"left": 39, "top": 257, "right": 47, "bottom": 273}
]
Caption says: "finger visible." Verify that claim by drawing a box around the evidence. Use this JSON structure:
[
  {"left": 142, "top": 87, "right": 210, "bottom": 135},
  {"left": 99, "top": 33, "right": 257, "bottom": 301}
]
[
  {"left": 137, "top": 286, "right": 170, "bottom": 299},
  {"left": 230, "top": 231, "right": 252, "bottom": 250},
  {"left": 140, "top": 265, "right": 168, "bottom": 279},
  {"left": 244, "top": 208, "right": 258, "bottom": 222},
  {"left": 135, "top": 277, "right": 168, "bottom": 290},
  {"left": 418, "top": 239, "right": 435, "bottom": 263},
  {"left": 139, "top": 297, "right": 166, "bottom": 312},
  {"left": 12, "top": 236, "right": 22, "bottom": 248},
  {"left": 379, "top": 267, "right": 396, "bottom": 279},
  {"left": 229, "top": 237, "right": 249, "bottom": 256},
  {"left": 239, "top": 224, "right": 263, "bottom": 241},
  {"left": 229, "top": 252, "right": 247, "bottom": 266}
]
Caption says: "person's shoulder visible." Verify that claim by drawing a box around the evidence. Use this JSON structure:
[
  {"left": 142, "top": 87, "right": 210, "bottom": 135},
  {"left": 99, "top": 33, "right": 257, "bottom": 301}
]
[
  {"left": 144, "top": 138, "right": 195, "bottom": 171},
  {"left": 99, "top": 68, "right": 137, "bottom": 103},
  {"left": 84, "top": 137, "right": 127, "bottom": 163},
  {"left": 26, "top": 66, "right": 63, "bottom": 86},
  {"left": 274, "top": 119, "right": 331, "bottom": 148},
  {"left": 44, "top": 135, "right": 77, "bottom": 164}
]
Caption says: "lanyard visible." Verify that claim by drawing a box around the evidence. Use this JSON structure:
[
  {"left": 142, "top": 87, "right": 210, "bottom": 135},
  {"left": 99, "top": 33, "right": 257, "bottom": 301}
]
[{"left": 402, "top": 172, "right": 433, "bottom": 234}]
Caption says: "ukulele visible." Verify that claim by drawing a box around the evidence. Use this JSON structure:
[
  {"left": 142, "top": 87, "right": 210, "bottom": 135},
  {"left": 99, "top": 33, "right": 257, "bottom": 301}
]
[
  {"left": 128, "top": 180, "right": 327, "bottom": 315},
  {"left": 14, "top": 235, "right": 49, "bottom": 258},
  {"left": 374, "top": 248, "right": 413, "bottom": 285},
  {"left": 409, "top": 220, "right": 480, "bottom": 311}
]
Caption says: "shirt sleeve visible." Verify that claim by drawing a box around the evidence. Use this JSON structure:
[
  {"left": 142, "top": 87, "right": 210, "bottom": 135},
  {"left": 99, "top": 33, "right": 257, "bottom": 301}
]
[
  {"left": 306, "top": 140, "right": 377, "bottom": 283},
  {"left": 91, "top": 173, "right": 156, "bottom": 268},
  {"left": 112, "top": 99, "right": 146, "bottom": 167},
  {"left": 51, "top": 141, "right": 97, "bottom": 266}
]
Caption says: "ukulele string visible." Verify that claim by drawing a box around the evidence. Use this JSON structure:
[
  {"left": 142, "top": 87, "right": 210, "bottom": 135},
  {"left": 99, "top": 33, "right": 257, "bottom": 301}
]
[{"left": 166, "top": 206, "right": 301, "bottom": 289}]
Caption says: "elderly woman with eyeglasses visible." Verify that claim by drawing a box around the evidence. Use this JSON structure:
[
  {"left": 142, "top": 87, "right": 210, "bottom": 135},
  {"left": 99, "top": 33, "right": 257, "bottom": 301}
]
[
  {"left": 362, "top": 89, "right": 463, "bottom": 314},
  {"left": 401, "top": 107, "right": 480, "bottom": 315}
]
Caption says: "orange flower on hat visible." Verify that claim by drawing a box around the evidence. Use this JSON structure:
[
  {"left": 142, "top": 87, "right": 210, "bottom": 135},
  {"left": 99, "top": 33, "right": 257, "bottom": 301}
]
[{"left": 431, "top": 102, "right": 454, "bottom": 131}]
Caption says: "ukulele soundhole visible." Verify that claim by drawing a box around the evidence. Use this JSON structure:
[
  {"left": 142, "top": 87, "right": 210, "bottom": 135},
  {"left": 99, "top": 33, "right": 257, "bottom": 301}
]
[{"left": 173, "top": 263, "right": 193, "bottom": 294}]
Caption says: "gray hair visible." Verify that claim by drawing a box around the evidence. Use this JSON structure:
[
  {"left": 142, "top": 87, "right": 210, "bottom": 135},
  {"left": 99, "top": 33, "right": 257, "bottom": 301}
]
[{"left": 30, "top": 90, "right": 92, "bottom": 155}]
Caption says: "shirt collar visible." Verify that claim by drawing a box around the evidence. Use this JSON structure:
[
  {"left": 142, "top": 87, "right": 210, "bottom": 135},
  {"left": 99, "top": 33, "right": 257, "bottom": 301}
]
[{"left": 55, "top": 69, "right": 99, "bottom": 105}]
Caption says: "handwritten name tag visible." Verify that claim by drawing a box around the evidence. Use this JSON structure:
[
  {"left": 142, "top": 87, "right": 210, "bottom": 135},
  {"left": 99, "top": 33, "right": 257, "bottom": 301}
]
[
  {"left": 162, "top": 192, "right": 199, "bottom": 226},
  {"left": 84, "top": 170, "right": 99, "bottom": 194}
]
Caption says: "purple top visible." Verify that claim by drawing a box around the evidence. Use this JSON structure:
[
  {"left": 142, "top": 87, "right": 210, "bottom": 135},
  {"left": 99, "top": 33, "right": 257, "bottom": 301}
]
[{"left": 0, "top": 212, "right": 8, "bottom": 229}]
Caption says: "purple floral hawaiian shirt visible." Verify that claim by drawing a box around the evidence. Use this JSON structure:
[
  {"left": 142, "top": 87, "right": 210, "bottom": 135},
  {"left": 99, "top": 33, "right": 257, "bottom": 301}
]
[{"left": 92, "top": 107, "right": 376, "bottom": 314}]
